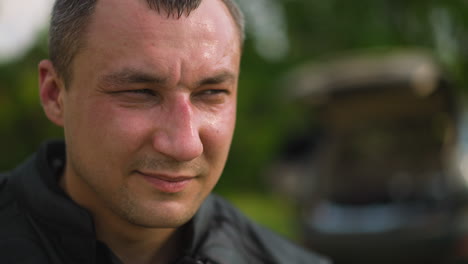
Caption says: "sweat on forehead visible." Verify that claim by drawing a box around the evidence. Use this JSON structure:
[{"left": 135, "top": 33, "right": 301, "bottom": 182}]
[{"left": 49, "top": 0, "right": 244, "bottom": 85}]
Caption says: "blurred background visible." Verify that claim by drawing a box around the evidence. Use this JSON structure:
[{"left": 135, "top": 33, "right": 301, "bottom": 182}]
[{"left": 3, "top": 0, "right": 468, "bottom": 263}]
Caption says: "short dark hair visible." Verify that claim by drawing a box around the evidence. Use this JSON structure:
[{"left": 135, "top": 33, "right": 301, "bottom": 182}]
[{"left": 49, "top": 0, "right": 245, "bottom": 85}]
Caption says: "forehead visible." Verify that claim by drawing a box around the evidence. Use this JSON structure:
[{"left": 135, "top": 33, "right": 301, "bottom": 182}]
[
  {"left": 73, "top": 0, "right": 240, "bottom": 78},
  {"left": 66, "top": 0, "right": 241, "bottom": 89},
  {"left": 87, "top": 0, "right": 239, "bottom": 47}
]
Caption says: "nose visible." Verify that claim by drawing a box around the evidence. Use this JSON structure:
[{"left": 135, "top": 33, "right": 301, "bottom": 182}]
[{"left": 152, "top": 96, "right": 204, "bottom": 162}]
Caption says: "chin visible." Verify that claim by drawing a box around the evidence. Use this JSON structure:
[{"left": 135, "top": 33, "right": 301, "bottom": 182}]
[{"left": 120, "top": 199, "right": 200, "bottom": 229}]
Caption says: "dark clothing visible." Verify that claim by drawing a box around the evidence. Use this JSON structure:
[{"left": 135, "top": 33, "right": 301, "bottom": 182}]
[{"left": 0, "top": 141, "right": 329, "bottom": 264}]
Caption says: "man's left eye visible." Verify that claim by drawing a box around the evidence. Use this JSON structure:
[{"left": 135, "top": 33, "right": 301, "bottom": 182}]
[
  {"left": 193, "top": 89, "right": 229, "bottom": 104},
  {"left": 199, "top": 89, "right": 229, "bottom": 96}
]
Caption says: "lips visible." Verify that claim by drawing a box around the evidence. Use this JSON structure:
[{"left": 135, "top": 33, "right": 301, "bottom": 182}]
[{"left": 137, "top": 171, "right": 194, "bottom": 193}]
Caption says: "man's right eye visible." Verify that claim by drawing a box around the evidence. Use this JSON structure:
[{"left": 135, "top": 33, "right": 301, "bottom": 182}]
[
  {"left": 125, "top": 89, "right": 155, "bottom": 96},
  {"left": 108, "top": 89, "right": 162, "bottom": 107}
]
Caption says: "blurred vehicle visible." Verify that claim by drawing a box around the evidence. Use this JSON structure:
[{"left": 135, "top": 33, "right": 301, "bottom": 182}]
[{"left": 270, "top": 50, "right": 468, "bottom": 264}]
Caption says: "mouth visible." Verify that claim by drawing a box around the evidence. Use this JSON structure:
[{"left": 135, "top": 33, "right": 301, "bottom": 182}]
[{"left": 136, "top": 171, "right": 195, "bottom": 193}]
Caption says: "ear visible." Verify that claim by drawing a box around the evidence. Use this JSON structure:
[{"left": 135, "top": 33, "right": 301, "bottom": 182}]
[{"left": 38, "top": 60, "right": 66, "bottom": 127}]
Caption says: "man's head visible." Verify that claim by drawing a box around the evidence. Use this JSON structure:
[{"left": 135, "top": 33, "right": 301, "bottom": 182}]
[
  {"left": 39, "top": 0, "right": 242, "bottom": 230},
  {"left": 49, "top": 0, "right": 245, "bottom": 85}
]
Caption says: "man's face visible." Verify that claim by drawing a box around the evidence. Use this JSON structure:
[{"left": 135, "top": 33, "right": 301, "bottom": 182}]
[{"left": 56, "top": 0, "right": 240, "bottom": 228}]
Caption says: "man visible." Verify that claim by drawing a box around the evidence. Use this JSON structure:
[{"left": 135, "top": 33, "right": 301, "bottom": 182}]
[{"left": 0, "top": 0, "right": 329, "bottom": 263}]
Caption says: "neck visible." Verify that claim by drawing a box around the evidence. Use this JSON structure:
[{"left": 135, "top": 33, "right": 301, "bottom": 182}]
[
  {"left": 94, "top": 215, "right": 181, "bottom": 264},
  {"left": 60, "top": 167, "right": 182, "bottom": 264}
]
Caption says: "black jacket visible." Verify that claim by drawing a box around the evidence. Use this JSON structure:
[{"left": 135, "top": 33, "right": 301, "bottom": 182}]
[{"left": 0, "top": 141, "right": 329, "bottom": 264}]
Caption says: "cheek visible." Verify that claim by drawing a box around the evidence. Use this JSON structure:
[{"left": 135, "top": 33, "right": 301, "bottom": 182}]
[
  {"left": 67, "top": 98, "right": 153, "bottom": 157},
  {"left": 202, "top": 105, "right": 236, "bottom": 166}
]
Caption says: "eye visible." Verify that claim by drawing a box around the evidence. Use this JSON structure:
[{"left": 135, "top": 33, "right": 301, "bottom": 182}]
[
  {"left": 126, "top": 89, "right": 155, "bottom": 96},
  {"left": 193, "top": 89, "right": 230, "bottom": 105},
  {"left": 200, "top": 89, "right": 229, "bottom": 96},
  {"left": 108, "top": 88, "right": 161, "bottom": 107}
]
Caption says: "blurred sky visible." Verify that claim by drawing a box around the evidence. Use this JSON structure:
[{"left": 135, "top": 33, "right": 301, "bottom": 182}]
[{"left": 0, "top": 0, "right": 54, "bottom": 63}]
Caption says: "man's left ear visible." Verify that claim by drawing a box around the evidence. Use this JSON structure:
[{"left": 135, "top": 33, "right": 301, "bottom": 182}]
[{"left": 38, "top": 60, "right": 66, "bottom": 127}]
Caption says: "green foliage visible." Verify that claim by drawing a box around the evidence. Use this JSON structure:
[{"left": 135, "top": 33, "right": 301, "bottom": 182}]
[
  {"left": 0, "top": 33, "right": 63, "bottom": 171},
  {"left": 218, "top": 0, "right": 468, "bottom": 194},
  {"left": 223, "top": 191, "right": 299, "bottom": 240}
]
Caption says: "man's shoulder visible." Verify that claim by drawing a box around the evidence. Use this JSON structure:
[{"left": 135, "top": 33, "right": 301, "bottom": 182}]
[
  {"left": 0, "top": 171, "right": 50, "bottom": 263},
  {"left": 195, "top": 194, "right": 330, "bottom": 264},
  {"left": 0, "top": 171, "right": 19, "bottom": 219},
  {"left": 0, "top": 170, "right": 33, "bottom": 236}
]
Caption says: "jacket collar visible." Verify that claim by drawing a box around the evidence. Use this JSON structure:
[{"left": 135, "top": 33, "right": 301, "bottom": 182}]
[
  {"left": 11, "top": 140, "right": 95, "bottom": 236},
  {"left": 11, "top": 140, "right": 215, "bottom": 263}
]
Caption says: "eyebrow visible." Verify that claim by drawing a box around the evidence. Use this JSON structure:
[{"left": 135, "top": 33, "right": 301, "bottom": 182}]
[
  {"left": 99, "top": 68, "right": 237, "bottom": 88},
  {"left": 197, "top": 72, "right": 237, "bottom": 87},
  {"left": 99, "top": 68, "right": 168, "bottom": 87}
]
